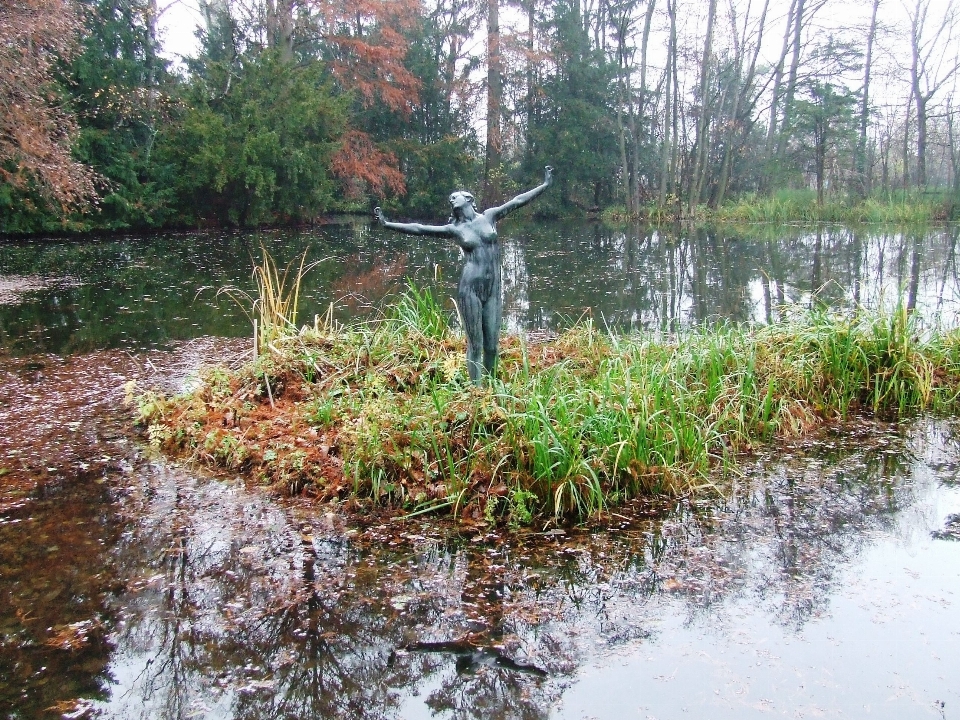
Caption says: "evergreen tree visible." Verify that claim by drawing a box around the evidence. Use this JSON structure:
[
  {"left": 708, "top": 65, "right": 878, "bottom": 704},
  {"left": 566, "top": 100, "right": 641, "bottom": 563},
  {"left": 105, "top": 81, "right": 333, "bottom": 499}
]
[
  {"left": 70, "top": 0, "right": 179, "bottom": 229},
  {"left": 154, "top": 49, "right": 347, "bottom": 226},
  {"left": 527, "top": 0, "right": 619, "bottom": 211}
]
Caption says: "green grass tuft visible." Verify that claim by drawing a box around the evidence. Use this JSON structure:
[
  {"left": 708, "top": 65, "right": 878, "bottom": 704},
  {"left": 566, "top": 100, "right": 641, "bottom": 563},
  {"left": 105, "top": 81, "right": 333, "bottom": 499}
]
[{"left": 135, "top": 282, "right": 960, "bottom": 526}]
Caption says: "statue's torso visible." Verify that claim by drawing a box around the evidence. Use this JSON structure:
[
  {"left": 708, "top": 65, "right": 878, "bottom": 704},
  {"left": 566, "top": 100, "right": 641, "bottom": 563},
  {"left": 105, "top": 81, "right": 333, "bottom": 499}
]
[{"left": 457, "top": 216, "right": 501, "bottom": 303}]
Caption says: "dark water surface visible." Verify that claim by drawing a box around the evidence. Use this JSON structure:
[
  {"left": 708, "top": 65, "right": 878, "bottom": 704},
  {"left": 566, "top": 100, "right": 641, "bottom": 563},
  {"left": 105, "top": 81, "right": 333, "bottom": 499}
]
[
  {"left": 2, "top": 220, "right": 960, "bottom": 354},
  {"left": 2, "top": 222, "right": 960, "bottom": 718}
]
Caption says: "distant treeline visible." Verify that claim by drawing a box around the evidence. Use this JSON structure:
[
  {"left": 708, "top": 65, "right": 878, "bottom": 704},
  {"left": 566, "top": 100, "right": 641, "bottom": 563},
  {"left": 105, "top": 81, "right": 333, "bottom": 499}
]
[{"left": 2, "top": 0, "right": 960, "bottom": 234}]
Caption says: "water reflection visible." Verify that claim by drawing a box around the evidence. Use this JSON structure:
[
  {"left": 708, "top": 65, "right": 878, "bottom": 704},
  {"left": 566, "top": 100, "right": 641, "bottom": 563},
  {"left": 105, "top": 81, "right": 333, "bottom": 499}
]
[
  {"left": 2, "top": 344, "right": 958, "bottom": 717},
  {"left": 2, "top": 223, "right": 960, "bottom": 356},
  {"left": 0, "top": 478, "right": 118, "bottom": 716},
  {"left": 91, "top": 421, "right": 957, "bottom": 718}
]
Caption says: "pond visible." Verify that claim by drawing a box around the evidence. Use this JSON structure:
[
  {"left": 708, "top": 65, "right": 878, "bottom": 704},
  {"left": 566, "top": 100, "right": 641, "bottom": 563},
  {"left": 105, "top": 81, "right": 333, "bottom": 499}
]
[
  {"left": 2, "top": 220, "right": 960, "bottom": 719},
  {"left": 2, "top": 220, "right": 959, "bottom": 354}
]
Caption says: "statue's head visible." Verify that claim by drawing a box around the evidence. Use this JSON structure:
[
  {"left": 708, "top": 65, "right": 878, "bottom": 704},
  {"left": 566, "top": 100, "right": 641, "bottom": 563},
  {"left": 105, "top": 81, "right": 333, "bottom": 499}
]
[{"left": 448, "top": 191, "right": 476, "bottom": 217}]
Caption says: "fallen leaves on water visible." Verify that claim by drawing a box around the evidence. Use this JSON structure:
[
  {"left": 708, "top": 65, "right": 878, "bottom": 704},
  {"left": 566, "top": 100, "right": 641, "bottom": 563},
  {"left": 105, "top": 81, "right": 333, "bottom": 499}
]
[{"left": 43, "top": 619, "right": 104, "bottom": 650}]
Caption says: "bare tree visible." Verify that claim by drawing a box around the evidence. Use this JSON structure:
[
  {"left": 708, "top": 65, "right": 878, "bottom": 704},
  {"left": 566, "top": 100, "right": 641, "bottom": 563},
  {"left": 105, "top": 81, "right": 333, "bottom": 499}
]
[
  {"left": 712, "top": 0, "right": 771, "bottom": 207},
  {"left": 856, "top": 0, "right": 881, "bottom": 196},
  {"left": 905, "top": 0, "right": 960, "bottom": 187}
]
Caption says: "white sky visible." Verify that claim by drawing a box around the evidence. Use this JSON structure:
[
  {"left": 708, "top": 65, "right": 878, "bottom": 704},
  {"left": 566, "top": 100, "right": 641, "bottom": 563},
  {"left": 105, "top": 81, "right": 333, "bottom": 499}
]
[
  {"left": 157, "top": 0, "right": 203, "bottom": 64},
  {"left": 156, "top": 0, "right": 959, "bottom": 108}
]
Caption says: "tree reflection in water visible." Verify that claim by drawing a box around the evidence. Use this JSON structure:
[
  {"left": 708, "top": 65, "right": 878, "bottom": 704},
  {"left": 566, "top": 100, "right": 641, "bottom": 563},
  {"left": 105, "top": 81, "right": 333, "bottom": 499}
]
[
  {"left": 91, "top": 416, "right": 953, "bottom": 720},
  {"left": 4, "top": 224, "right": 960, "bottom": 356}
]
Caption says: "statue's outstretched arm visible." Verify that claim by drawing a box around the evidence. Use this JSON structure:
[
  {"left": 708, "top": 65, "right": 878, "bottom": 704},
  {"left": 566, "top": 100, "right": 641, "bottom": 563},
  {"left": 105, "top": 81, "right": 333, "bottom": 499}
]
[
  {"left": 374, "top": 207, "right": 455, "bottom": 237},
  {"left": 487, "top": 166, "right": 553, "bottom": 221}
]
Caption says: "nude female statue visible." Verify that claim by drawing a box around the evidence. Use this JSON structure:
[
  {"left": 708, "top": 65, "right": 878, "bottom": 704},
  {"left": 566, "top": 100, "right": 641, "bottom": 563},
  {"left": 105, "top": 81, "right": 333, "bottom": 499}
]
[{"left": 374, "top": 166, "right": 553, "bottom": 384}]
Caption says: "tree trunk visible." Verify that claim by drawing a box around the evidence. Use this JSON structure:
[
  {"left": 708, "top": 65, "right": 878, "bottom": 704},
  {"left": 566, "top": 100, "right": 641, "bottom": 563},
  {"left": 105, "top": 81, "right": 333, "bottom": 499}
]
[
  {"left": 903, "top": 101, "right": 912, "bottom": 191},
  {"left": 916, "top": 96, "right": 928, "bottom": 187},
  {"left": 484, "top": 0, "right": 503, "bottom": 204},
  {"left": 688, "top": 0, "right": 717, "bottom": 215},
  {"left": 765, "top": 0, "right": 797, "bottom": 156},
  {"left": 948, "top": 100, "right": 960, "bottom": 196},
  {"left": 658, "top": 0, "right": 676, "bottom": 203},
  {"left": 714, "top": 0, "right": 770, "bottom": 207},
  {"left": 525, "top": 0, "right": 536, "bottom": 161},
  {"left": 265, "top": 0, "right": 294, "bottom": 60},
  {"left": 279, "top": 0, "right": 294, "bottom": 62},
  {"left": 671, "top": 32, "right": 681, "bottom": 206},
  {"left": 776, "top": 0, "right": 806, "bottom": 161},
  {"left": 635, "top": 0, "right": 655, "bottom": 208},
  {"left": 615, "top": 7, "right": 633, "bottom": 214},
  {"left": 856, "top": 0, "right": 880, "bottom": 197},
  {"left": 816, "top": 122, "right": 826, "bottom": 205},
  {"left": 617, "top": 76, "right": 632, "bottom": 213}
]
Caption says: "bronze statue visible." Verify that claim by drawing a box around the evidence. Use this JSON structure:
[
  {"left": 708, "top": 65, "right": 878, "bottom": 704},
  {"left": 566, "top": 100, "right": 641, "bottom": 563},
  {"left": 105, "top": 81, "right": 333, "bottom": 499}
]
[{"left": 375, "top": 166, "right": 553, "bottom": 384}]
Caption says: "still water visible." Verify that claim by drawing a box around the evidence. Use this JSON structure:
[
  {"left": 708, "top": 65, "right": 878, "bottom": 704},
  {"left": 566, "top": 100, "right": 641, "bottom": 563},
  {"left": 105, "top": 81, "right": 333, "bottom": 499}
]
[
  {"left": 2, "top": 220, "right": 960, "bottom": 719},
  {"left": 2, "top": 220, "right": 959, "bottom": 354}
]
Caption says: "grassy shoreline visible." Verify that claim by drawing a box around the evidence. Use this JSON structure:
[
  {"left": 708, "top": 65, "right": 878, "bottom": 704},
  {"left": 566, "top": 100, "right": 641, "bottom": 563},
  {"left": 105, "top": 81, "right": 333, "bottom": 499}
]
[
  {"left": 604, "top": 190, "right": 956, "bottom": 225},
  {"left": 131, "top": 285, "right": 960, "bottom": 527}
]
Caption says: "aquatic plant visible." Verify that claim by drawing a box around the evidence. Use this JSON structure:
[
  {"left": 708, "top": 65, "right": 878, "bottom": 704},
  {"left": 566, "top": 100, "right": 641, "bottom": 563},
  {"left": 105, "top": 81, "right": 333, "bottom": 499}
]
[
  {"left": 713, "top": 189, "right": 942, "bottom": 225},
  {"left": 133, "top": 282, "right": 960, "bottom": 526},
  {"left": 216, "top": 244, "right": 322, "bottom": 357}
]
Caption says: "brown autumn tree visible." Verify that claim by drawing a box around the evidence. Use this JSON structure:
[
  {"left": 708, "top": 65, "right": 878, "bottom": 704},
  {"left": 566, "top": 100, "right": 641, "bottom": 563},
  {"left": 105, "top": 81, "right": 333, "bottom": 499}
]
[
  {"left": 0, "top": 0, "right": 98, "bottom": 209},
  {"left": 254, "top": 0, "right": 420, "bottom": 198},
  {"left": 321, "top": 0, "right": 420, "bottom": 197}
]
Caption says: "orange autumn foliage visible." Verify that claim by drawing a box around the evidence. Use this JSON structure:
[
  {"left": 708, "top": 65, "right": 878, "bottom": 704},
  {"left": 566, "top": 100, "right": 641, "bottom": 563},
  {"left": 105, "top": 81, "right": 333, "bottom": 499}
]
[
  {"left": 308, "top": 0, "right": 422, "bottom": 198},
  {"left": 331, "top": 130, "right": 406, "bottom": 198},
  {"left": 0, "top": 0, "right": 99, "bottom": 208},
  {"left": 313, "top": 0, "right": 422, "bottom": 114}
]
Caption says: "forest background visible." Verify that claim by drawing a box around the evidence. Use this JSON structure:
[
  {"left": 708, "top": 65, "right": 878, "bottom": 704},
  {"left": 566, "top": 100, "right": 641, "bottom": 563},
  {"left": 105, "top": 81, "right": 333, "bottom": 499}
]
[{"left": 3, "top": 0, "right": 960, "bottom": 234}]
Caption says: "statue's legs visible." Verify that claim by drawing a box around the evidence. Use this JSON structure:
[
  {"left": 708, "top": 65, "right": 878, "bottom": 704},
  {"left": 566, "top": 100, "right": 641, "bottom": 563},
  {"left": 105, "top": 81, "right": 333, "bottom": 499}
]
[
  {"left": 481, "top": 291, "right": 502, "bottom": 379},
  {"left": 459, "top": 291, "right": 484, "bottom": 384}
]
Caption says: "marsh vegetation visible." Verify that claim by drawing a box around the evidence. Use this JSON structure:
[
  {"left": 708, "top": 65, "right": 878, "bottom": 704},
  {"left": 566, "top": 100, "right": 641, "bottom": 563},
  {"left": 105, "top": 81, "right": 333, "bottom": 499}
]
[{"left": 134, "top": 268, "right": 960, "bottom": 524}]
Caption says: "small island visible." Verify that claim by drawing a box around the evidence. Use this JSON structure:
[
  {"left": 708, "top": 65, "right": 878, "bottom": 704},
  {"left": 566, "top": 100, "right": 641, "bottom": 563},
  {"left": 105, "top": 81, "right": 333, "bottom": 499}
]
[{"left": 132, "top": 278, "right": 960, "bottom": 528}]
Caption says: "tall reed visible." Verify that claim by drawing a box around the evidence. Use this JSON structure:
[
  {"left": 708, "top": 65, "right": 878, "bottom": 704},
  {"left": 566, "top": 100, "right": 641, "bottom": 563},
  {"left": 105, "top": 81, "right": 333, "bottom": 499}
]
[{"left": 217, "top": 244, "right": 321, "bottom": 355}]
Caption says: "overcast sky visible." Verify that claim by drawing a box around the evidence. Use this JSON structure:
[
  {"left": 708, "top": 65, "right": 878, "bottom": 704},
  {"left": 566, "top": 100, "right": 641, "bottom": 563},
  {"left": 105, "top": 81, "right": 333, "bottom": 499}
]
[
  {"left": 157, "top": 0, "right": 202, "bottom": 62},
  {"left": 156, "top": 0, "right": 959, "bottom": 109}
]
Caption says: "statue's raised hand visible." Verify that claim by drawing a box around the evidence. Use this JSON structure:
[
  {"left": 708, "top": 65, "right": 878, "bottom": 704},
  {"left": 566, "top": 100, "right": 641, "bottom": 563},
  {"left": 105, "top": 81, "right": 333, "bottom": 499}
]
[
  {"left": 544, "top": 166, "right": 554, "bottom": 185},
  {"left": 373, "top": 207, "right": 385, "bottom": 224}
]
